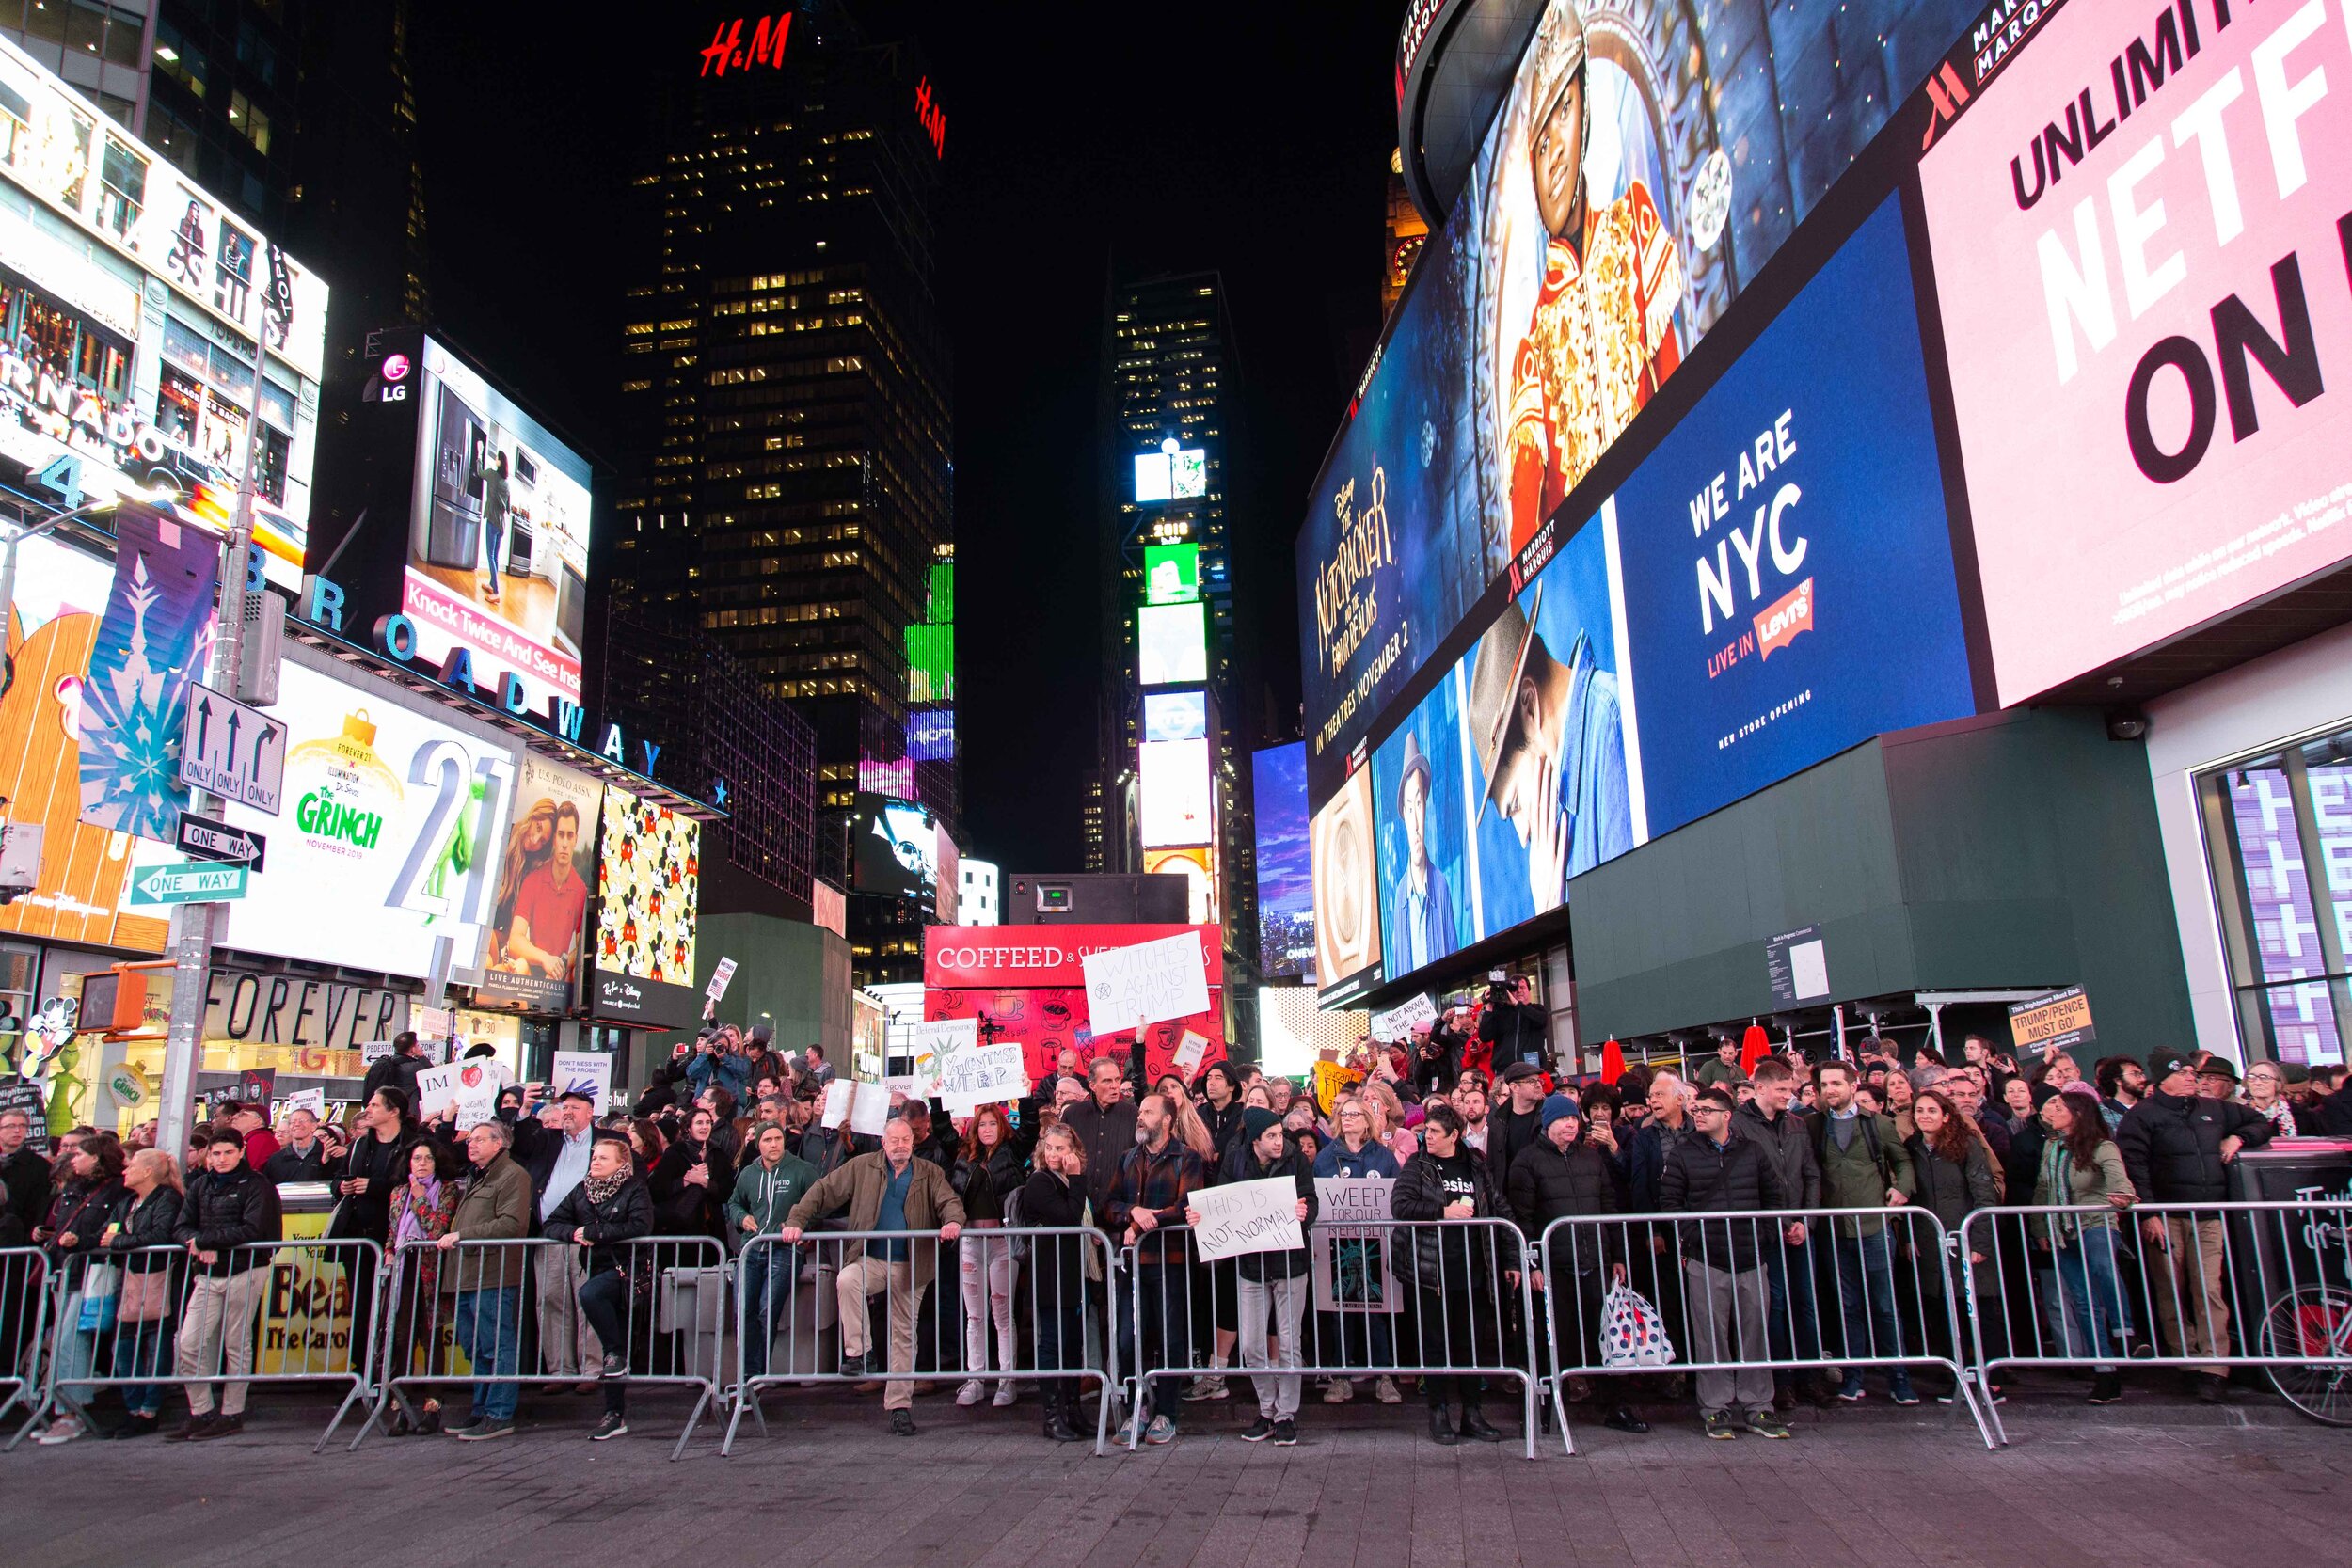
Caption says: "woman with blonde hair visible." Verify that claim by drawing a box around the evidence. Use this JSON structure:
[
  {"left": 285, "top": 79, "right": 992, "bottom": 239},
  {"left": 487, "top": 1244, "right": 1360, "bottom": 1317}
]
[
  {"left": 104, "top": 1148, "right": 184, "bottom": 1438},
  {"left": 1361, "top": 1080, "right": 1420, "bottom": 1163},
  {"left": 1022, "top": 1122, "right": 1094, "bottom": 1442}
]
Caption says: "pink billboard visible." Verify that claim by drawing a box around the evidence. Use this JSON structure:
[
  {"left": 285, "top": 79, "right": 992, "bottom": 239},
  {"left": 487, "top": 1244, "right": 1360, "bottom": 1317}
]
[{"left": 1919, "top": 0, "right": 2352, "bottom": 705}]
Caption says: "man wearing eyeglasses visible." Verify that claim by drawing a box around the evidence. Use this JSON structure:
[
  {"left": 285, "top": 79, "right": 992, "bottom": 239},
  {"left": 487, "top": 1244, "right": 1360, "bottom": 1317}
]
[{"left": 1660, "top": 1086, "right": 1791, "bottom": 1439}]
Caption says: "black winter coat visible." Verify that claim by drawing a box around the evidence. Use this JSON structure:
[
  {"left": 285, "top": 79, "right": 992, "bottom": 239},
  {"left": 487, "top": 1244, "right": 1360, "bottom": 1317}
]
[
  {"left": 2116, "top": 1090, "right": 2274, "bottom": 1203},
  {"left": 1905, "top": 1134, "right": 2000, "bottom": 1234},
  {"left": 107, "top": 1185, "right": 183, "bottom": 1270},
  {"left": 542, "top": 1175, "right": 656, "bottom": 1275},
  {"left": 1018, "top": 1168, "right": 1091, "bottom": 1310},
  {"left": 1391, "top": 1147, "right": 1508, "bottom": 1295},
  {"left": 1504, "top": 1137, "right": 1622, "bottom": 1280},
  {"left": 1218, "top": 1147, "right": 1317, "bottom": 1283},
  {"left": 174, "top": 1165, "right": 283, "bottom": 1276},
  {"left": 327, "top": 1128, "right": 411, "bottom": 1243},
  {"left": 1657, "top": 1131, "right": 1788, "bottom": 1270},
  {"left": 648, "top": 1136, "right": 724, "bottom": 1237}
]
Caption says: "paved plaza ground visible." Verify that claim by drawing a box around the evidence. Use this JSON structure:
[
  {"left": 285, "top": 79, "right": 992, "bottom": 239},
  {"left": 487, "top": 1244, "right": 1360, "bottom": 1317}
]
[{"left": 9, "top": 1373, "right": 2347, "bottom": 1568}]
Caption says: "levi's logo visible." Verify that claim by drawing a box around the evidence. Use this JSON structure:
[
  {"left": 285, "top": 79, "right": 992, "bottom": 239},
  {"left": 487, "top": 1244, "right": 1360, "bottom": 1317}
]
[{"left": 1754, "top": 578, "right": 1815, "bottom": 660}]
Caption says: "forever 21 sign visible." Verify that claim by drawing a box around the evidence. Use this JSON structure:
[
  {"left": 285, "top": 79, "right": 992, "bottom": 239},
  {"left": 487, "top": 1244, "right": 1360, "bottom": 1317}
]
[{"left": 203, "top": 965, "right": 410, "bottom": 1049}]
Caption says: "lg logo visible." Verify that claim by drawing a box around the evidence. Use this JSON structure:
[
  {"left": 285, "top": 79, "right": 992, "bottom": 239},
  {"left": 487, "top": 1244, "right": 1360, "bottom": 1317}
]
[{"left": 380, "top": 352, "right": 411, "bottom": 403}]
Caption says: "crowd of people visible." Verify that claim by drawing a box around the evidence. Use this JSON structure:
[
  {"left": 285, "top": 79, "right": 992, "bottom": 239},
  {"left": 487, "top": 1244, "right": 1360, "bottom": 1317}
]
[{"left": 2, "top": 990, "right": 2346, "bottom": 1451}]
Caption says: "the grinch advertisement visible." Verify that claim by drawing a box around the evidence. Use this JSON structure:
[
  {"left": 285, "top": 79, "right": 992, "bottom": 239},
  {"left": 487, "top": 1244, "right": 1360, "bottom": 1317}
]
[{"left": 588, "top": 785, "right": 701, "bottom": 1029}]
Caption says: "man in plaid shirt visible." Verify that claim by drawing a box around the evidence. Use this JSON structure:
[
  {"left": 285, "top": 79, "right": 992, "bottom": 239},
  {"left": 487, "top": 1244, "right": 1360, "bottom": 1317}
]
[{"left": 1109, "top": 1088, "right": 1206, "bottom": 1444}]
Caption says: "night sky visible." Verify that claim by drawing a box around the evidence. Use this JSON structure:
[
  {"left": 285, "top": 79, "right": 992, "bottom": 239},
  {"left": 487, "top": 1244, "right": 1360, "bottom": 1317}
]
[{"left": 406, "top": 1, "right": 1407, "bottom": 872}]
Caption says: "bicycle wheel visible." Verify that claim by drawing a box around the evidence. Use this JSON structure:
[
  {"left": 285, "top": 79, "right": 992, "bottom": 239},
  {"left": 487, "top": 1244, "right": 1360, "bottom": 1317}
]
[{"left": 2260, "top": 1285, "right": 2352, "bottom": 1427}]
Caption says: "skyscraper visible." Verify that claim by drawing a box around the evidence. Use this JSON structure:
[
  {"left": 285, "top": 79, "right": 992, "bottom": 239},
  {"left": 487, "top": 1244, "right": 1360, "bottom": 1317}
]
[
  {"left": 1098, "top": 270, "right": 1255, "bottom": 981},
  {"left": 611, "top": 3, "right": 952, "bottom": 987}
]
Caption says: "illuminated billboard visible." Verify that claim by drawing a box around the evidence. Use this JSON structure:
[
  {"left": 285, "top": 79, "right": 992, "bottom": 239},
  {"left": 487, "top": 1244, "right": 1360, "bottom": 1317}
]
[
  {"left": 1298, "top": 0, "right": 1978, "bottom": 804},
  {"left": 906, "top": 707, "right": 955, "bottom": 762},
  {"left": 590, "top": 784, "right": 703, "bottom": 1028},
  {"left": 1138, "top": 736, "right": 1213, "bottom": 848},
  {"left": 1143, "top": 690, "right": 1206, "bottom": 742},
  {"left": 1250, "top": 742, "right": 1314, "bottom": 984},
  {"left": 1311, "top": 764, "right": 1380, "bottom": 993},
  {"left": 1137, "top": 600, "right": 1207, "bottom": 687},
  {"left": 0, "top": 34, "right": 328, "bottom": 589},
  {"left": 1143, "top": 543, "right": 1200, "bottom": 604},
  {"left": 905, "top": 621, "right": 954, "bottom": 704},
  {"left": 851, "top": 791, "right": 938, "bottom": 899},
  {"left": 1916, "top": 0, "right": 2352, "bottom": 704},
  {"left": 1134, "top": 437, "right": 1207, "bottom": 503},
  {"left": 466, "top": 754, "right": 603, "bottom": 1012},
  {"left": 1145, "top": 846, "right": 1217, "bottom": 925}
]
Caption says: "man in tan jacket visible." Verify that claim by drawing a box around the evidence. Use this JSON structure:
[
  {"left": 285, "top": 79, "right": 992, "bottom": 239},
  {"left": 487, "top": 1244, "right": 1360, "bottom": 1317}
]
[
  {"left": 437, "top": 1118, "right": 536, "bottom": 1439},
  {"left": 779, "top": 1117, "right": 964, "bottom": 1433}
]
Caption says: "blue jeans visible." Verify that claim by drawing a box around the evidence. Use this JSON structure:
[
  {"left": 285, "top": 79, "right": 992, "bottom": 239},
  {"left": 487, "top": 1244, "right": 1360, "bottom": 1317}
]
[
  {"left": 1833, "top": 1230, "right": 1907, "bottom": 1380},
  {"left": 1118, "top": 1261, "right": 1191, "bottom": 1425},
  {"left": 53, "top": 1317, "right": 101, "bottom": 1419},
  {"left": 452, "top": 1287, "right": 521, "bottom": 1422},
  {"left": 2051, "top": 1226, "right": 2129, "bottom": 1369},
  {"left": 1765, "top": 1235, "right": 1821, "bottom": 1375},
  {"left": 113, "top": 1317, "right": 173, "bottom": 1416},
  {"left": 739, "top": 1243, "right": 795, "bottom": 1382}
]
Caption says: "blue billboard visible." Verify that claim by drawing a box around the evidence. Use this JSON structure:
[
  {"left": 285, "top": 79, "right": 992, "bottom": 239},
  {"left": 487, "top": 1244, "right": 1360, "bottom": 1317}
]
[
  {"left": 1609, "top": 195, "right": 1973, "bottom": 839},
  {"left": 1251, "top": 742, "right": 1316, "bottom": 984}
]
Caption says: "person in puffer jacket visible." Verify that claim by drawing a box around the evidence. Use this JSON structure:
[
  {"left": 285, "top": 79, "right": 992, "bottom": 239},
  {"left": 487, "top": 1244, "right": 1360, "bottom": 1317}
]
[
  {"left": 727, "top": 1122, "right": 818, "bottom": 1384},
  {"left": 543, "top": 1136, "right": 656, "bottom": 1442},
  {"left": 170, "top": 1129, "right": 282, "bottom": 1440}
]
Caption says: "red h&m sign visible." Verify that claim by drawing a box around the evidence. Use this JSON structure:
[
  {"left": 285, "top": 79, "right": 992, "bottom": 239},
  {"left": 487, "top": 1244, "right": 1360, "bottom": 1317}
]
[
  {"left": 702, "top": 13, "right": 791, "bottom": 78},
  {"left": 914, "top": 75, "right": 946, "bottom": 158}
]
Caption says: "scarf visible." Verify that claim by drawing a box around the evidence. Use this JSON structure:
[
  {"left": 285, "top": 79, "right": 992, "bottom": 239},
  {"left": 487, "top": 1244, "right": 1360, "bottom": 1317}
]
[
  {"left": 394, "top": 1179, "right": 444, "bottom": 1248},
  {"left": 582, "top": 1167, "right": 628, "bottom": 1208}
]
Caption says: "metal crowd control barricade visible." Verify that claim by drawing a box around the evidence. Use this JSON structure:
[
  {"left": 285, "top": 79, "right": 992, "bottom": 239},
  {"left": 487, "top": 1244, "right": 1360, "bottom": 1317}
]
[
  {"left": 1120, "top": 1218, "right": 1543, "bottom": 1460},
  {"left": 0, "top": 1246, "right": 52, "bottom": 1444},
  {"left": 1536, "top": 1206, "right": 1995, "bottom": 1454},
  {"left": 357, "top": 1234, "right": 726, "bottom": 1461},
  {"left": 723, "top": 1225, "right": 1122, "bottom": 1457},
  {"left": 1958, "top": 1198, "right": 2352, "bottom": 1440},
  {"left": 12, "top": 1238, "right": 383, "bottom": 1452}
]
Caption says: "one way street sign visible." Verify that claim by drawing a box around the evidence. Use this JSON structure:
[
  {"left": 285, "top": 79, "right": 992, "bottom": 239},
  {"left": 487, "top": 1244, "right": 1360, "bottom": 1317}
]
[
  {"left": 179, "top": 682, "right": 284, "bottom": 815},
  {"left": 177, "top": 811, "right": 266, "bottom": 872}
]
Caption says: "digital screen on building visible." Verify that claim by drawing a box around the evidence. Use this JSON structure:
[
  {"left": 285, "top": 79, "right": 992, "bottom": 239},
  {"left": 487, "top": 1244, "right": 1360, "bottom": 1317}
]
[
  {"left": 1143, "top": 690, "right": 1206, "bottom": 742},
  {"left": 1144, "top": 543, "right": 1200, "bottom": 604},
  {"left": 1297, "top": 0, "right": 1978, "bottom": 805},
  {"left": 465, "top": 753, "right": 603, "bottom": 1012},
  {"left": 0, "top": 34, "right": 329, "bottom": 591},
  {"left": 1310, "top": 765, "right": 1380, "bottom": 995},
  {"left": 1135, "top": 438, "right": 1208, "bottom": 503},
  {"left": 589, "top": 784, "right": 703, "bottom": 1028},
  {"left": 1144, "top": 845, "right": 1217, "bottom": 925},
  {"left": 851, "top": 791, "right": 939, "bottom": 899},
  {"left": 905, "top": 621, "right": 955, "bottom": 704},
  {"left": 1350, "top": 197, "right": 1974, "bottom": 992},
  {"left": 906, "top": 707, "right": 955, "bottom": 762},
  {"left": 1251, "top": 741, "right": 1315, "bottom": 984},
  {"left": 1916, "top": 0, "right": 2352, "bottom": 705},
  {"left": 1137, "top": 600, "right": 1207, "bottom": 687},
  {"left": 1138, "top": 736, "right": 1213, "bottom": 848},
  {"left": 925, "top": 562, "right": 955, "bottom": 622}
]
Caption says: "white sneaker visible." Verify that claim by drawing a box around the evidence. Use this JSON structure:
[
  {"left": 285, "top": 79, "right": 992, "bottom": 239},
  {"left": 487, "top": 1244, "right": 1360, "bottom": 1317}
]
[
  {"left": 1322, "top": 1377, "right": 1356, "bottom": 1403},
  {"left": 34, "top": 1418, "right": 81, "bottom": 1446},
  {"left": 993, "top": 1381, "right": 1017, "bottom": 1408},
  {"left": 955, "top": 1379, "right": 985, "bottom": 1406},
  {"left": 1182, "top": 1374, "right": 1228, "bottom": 1402},
  {"left": 1374, "top": 1376, "right": 1403, "bottom": 1404}
]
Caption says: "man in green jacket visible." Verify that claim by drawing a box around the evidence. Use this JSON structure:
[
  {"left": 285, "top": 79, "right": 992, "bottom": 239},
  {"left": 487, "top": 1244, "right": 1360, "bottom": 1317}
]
[
  {"left": 439, "top": 1118, "right": 536, "bottom": 1439},
  {"left": 778, "top": 1117, "right": 964, "bottom": 1433},
  {"left": 1804, "top": 1060, "right": 1918, "bottom": 1405},
  {"left": 730, "top": 1122, "right": 819, "bottom": 1385}
]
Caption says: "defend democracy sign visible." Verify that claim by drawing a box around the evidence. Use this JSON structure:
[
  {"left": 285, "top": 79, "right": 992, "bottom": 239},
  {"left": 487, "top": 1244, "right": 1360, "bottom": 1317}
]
[
  {"left": 1081, "top": 932, "right": 1211, "bottom": 1031},
  {"left": 1189, "top": 1177, "right": 1304, "bottom": 1261}
]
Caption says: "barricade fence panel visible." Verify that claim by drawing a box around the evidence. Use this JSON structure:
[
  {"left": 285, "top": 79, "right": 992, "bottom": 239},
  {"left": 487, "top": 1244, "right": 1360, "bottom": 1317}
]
[
  {"left": 1, "top": 1247, "right": 51, "bottom": 1442},
  {"left": 1119, "top": 1219, "right": 1543, "bottom": 1460},
  {"left": 1958, "top": 1199, "right": 2352, "bottom": 1441},
  {"left": 360, "top": 1235, "right": 727, "bottom": 1462},
  {"left": 723, "top": 1225, "right": 1122, "bottom": 1456},
  {"left": 1535, "top": 1207, "right": 1996, "bottom": 1454},
  {"left": 15, "top": 1239, "right": 380, "bottom": 1453}
]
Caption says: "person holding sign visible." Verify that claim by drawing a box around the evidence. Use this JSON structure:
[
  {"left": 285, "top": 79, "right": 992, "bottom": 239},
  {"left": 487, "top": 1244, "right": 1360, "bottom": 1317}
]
[
  {"left": 1107, "top": 1090, "right": 1206, "bottom": 1446},
  {"left": 1192, "top": 1108, "right": 1316, "bottom": 1446},
  {"left": 1392, "top": 1101, "right": 1511, "bottom": 1446}
]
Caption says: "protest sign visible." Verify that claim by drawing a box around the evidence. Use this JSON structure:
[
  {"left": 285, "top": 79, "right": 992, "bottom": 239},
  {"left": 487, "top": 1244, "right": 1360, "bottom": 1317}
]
[
  {"left": 416, "top": 1060, "right": 501, "bottom": 1129},
  {"left": 551, "top": 1051, "right": 615, "bottom": 1110},
  {"left": 820, "top": 1079, "right": 853, "bottom": 1130},
  {"left": 937, "top": 1040, "right": 1029, "bottom": 1115},
  {"left": 1171, "top": 1030, "right": 1209, "bottom": 1077},
  {"left": 1080, "top": 932, "right": 1210, "bottom": 1030},
  {"left": 706, "top": 957, "right": 739, "bottom": 1002},
  {"left": 850, "top": 1080, "right": 891, "bottom": 1136},
  {"left": 902, "top": 1017, "right": 974, "bottom": 1097},
  {"left": 279, "top": 1086, "right": 326, "bottom": 1122},
  {"left": 1369, "top": 993, "right": 1438, "bottom": 1044},
  {"left": 1311, "top": 1176, "right": 1399, "bottom": 1313},
  {"left": 1189, "top": 1177, "right": 1304, "bottom": 1261}
]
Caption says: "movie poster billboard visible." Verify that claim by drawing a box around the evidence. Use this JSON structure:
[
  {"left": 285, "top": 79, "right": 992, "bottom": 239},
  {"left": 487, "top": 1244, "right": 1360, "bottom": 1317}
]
[
  {"left": 589, "top": 785, "right": 701, "bottom": 1028},
  {"left": 1250, "top": 742, "right": 1315, "bottom": 984},
  {"left": 1310, "top": 766, "right": 1381, "bottom": 996},
  {"left": 1371, "top": 657, "right": 1475, "bottom": 981},
  {"left": 1915, "top": 0, "right": 2352, "bottom": 704},
  {"left": 466, "top": 754, "right": 602, "bottom": 1011}
]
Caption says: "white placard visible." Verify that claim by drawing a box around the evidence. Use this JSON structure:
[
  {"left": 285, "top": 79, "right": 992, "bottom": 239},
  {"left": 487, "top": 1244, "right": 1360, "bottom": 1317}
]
[
  {"left": 706, "top": 957, "right": 739, "bottom": 1002},
  {"left": 1189, "top": 1176, "right": 1304, "bottom": 1261},
  {"left": 937, "top": 1040, "right": 1030, "bottom": 1115},
  {"left": 1080, "top": 932, "right": 1210, "bottom": 1031},
  {"left": 820, "top": 1079, "right": 853, "bottom": 1130},
  {"left": 280, "top": 1087, "right": 326, "bottom": 1121},
  {"left": 905, "top": 1017, "right": 975, "bottom": 1096},
  {"left": 1788, "top": 939, "right": 1829, "bottom": 1002},
  {"left": 1171, "top": 1030, "right": 1209, "bottom": 1076},
  {"left": 550, "top": 1051, "right": 614, "bottom": 1110},
  {"left": 1370, "top": 993, "right": 1438, "bottom": 1043},
  {"left": 850, "top": 1080, "right": 891, "bottom": 1136},
  {"left": 415, "top": 1061, "right": 501, "bottom": 1130}
]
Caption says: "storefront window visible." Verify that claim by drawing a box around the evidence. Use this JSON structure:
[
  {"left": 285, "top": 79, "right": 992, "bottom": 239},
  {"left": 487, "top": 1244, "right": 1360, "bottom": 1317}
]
[{"left": 2199, "top": 724, "right": 2352, "bottom": 1065}]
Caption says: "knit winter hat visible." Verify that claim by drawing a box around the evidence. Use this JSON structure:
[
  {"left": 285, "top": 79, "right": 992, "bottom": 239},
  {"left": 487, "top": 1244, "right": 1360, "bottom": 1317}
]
[{"left": 1538, "top": 1093, "right": 1582, "bottom": 1133}]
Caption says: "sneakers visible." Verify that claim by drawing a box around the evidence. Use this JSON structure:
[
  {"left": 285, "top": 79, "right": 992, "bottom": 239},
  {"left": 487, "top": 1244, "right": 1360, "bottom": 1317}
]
[
  {"left": 1888, "top": 1378, "right": 1921, "bottom": 1408},
  {"left": 454, "top": 1421, "right": 515, "bottom": 1442},
  {"left": 598, "top": 1352, "right": 628, "bottom": 1381},
  {"left": 1240, "top": 1415, "right": 1276, "bottom": 1442},
  {"left": 171, "top": 1412, "right": 217, "bottom": 1442},
  {"left": 891, "top": 1409, "right": 918, "bottom": 1436},
  {"left": 1143, "top": 1415, "right": 1177, "bottom": 1445},
  {"left": 1744, "top": 1409, "right": 1793, "bottom": 1439},
  {"left": 443, "top": 1416, "right": 484, "bottom": 1438},
  {"left": 1836, "top": 1375, "right": 1867, "bottom": 1402},
  {"left": 1322, "top": 1377, "right": 1356, "bottom": 1403},
  {"left": 956, "top": 1379, "right": 986, "bottom": 1406},
  {"left": 1702, "top": 1409, "right": 1740, "bottom": 1440},
  {"left": 1603, "top": 1406, "right": 1650, "bottom": 1433},
  {"left": 2089, "top": 1371, "right": 2123, "bottom": 1404},
  {"left": 591, "top": 1412, "right": 628, "bottom": 1442},
  {"left": 34, "top": 1418, "right": 82, "bottom": 1446},
  {"left": 1373, "top": 1376, "right": 1403, "bottom": 1405},
  {"left": 1271, "top": 1418, "right": 1298, "bottom": 1447},
  {"left": 1183, "top": 1373, "right": 1229, "bottom": 1402},
  {"left": 839, "top": 1350, "right": 872, "bottom": 1378},
  {"left": 189, "top": 1414, "right": 243, "bottom": 1440},
  {"left": 114, "top": 1413, "right": 161, "bottom": 1440},
  {"left": 992, "top": 1382, "right": 1018, "bottom": 1408}
]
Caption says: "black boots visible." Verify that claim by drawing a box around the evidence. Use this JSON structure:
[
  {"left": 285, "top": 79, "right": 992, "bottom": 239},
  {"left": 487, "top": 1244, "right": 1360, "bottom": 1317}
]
[
  {"left": 1042, "top": 1391, "right": 1086, "bottom": 1443},
  {"left": 1427, "top": 1402, "right": 1459, "bottom": 1445},
  {"left": 1456, "top": 1403, "right": 1503, "bottom": 1443}
]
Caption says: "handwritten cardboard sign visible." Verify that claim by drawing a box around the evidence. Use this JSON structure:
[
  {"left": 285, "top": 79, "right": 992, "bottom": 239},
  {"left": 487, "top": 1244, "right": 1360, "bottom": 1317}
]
[
  {"left": 937, "top": 1040, "right": 1029, "bottom": 1115},
  {"left": 551, "top": 1051, "right": 615, "bottom": 1111},
  {"left": 820, "top": 1079, "right": 853, "bottom": 1130},
  {"left": 1080, "top": 932, "right": 1210, "bottom": 1031},
  {"left": 1370, "top": 993, "right": 1438, "bottom": 1043},
  {"left": 416, "top": 1061, "right": 501, "bottom": 1129},
  {"left": 1189, "top": 1176, "right": 1304, "bottom": 1261}
]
